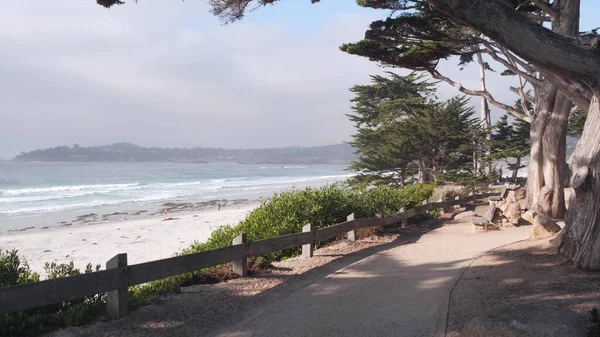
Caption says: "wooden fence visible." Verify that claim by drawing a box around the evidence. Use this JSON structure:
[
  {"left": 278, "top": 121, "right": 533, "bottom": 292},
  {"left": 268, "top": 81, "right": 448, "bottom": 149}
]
[{"left": 0, "top": 192, "right": 497, "bottom": 319}]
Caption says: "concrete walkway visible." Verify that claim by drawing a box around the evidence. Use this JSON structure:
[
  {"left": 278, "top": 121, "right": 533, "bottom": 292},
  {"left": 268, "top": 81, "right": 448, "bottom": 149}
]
[{"left": 208, "top": 221, "right": 529, "bottom": 337}]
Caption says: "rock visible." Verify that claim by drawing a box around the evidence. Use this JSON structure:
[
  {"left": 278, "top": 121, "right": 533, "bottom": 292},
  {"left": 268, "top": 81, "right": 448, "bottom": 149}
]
[
  {"left": 504, "top": 202, "right": 522, "bottom": 224},
  {"left": 506, "top": 192, "right": 518, "bottom": 203},
  {"left": 531, "top": 215, "right": 561, "bottom": 240},
  {"left": 514, "top": 188, "right": 526, "bottom": 200},
  {"left": 455, "top": 210, "right": 474, "bottom": 220},
  {"left": 522, "top": 210, "right": 537, "bottom": 224},
  {"left": 461, "top": 304, "right": 586, "bottom": 337}
]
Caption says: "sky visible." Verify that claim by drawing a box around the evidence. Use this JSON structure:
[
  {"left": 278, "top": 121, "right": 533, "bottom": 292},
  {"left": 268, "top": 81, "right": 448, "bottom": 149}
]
[{"left": 0, "top": 1, "right": 598, "bottom": 159}]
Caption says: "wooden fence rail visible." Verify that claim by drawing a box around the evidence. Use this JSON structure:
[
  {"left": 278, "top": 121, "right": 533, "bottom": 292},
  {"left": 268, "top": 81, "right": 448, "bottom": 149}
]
[{"left": 0, "top": 192, "right": 497, "bottom": 318}]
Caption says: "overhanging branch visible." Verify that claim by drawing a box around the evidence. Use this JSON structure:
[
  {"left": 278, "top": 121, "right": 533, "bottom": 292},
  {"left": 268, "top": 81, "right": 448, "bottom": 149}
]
[
  {"left": 429, "top": 69, "right": 533, "bottom": 122},
  {"left": 483, "top": 43, "right": 543, "bottom": 86},
  {"left": 510, "top": 87, "right": 535, "bottom": 104},
  {"left": 524, "top": 12, "right": 551, "bottom": 22},
  {"left": 528, "top": 0, "right": 558, "bottom": 18}
]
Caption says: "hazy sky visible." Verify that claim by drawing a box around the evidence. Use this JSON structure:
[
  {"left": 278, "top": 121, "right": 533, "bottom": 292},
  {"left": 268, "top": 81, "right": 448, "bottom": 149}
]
[{"left": 0, "top": 1, "right": 598, "bottom": 159}]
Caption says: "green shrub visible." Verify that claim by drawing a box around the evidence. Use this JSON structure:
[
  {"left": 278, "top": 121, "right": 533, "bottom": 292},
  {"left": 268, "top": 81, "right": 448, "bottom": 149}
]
[
  {"left": 0, "top": 259, "right": 106, "bottom": 337},
  {"left": 183, "top": 183, "right": 435, "bottom": 264},
  {"left": 0, "top": 249, "right": 40, "bottom": 287}
]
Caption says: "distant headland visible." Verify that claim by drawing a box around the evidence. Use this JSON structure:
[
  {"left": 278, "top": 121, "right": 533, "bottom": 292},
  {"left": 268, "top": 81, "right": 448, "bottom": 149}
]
[{"left": 12, "top": 143, "right": 356, "bottom": 164}]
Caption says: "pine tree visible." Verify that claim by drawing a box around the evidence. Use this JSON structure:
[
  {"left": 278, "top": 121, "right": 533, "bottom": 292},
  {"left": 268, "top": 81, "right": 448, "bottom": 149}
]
[
  {"left": 348, "top": 73, "right": 479, "bottom": 185},
  {"left": 348, "top": 72, "right": 435, "bottom": 186},
  {"left": 568, "top": 108, "right": 586, "bottom": 138},
  {"left": 491, "top": 114, "right": 530, "bottom": 183}
]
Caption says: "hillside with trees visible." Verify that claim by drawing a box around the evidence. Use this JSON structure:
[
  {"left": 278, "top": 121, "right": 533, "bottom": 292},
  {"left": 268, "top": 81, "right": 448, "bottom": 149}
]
[{"left": 12, "top": 143, "right": 356, "bottom": 164}]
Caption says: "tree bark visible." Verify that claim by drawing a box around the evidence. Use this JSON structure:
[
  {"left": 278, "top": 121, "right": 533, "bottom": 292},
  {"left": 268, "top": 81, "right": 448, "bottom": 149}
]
[
  {"left": 525, "top": 85, "right": 570, "bottom": 218},
  {"left": 417, "top": 160, "right": 425, "bottom": 183},
  {"left": 524, "top": 0, "right": 576, "bottom": 219},
  {"left": 477, "top": 53, "right": 492, "bottom": 176},
  {"left": 562, "top": 90, "right": 600, "bottom": 270},
  {"left": 541, "top": 92, "right": 570, "bottom": 218},
  {"left": 400, "top": 169, "right": 406, "bottom": 187}
]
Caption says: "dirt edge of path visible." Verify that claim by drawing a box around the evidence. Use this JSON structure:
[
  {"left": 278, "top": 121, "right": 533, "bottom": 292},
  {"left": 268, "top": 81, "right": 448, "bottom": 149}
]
[{"left": 446, "top": 237, "right": 600, "bottom": 337}]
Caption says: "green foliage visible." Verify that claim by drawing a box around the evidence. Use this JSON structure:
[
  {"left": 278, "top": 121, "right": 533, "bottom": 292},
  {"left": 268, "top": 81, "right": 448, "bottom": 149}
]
[
  {"left": 44, "top": 261, "right": 102, "bottom": 279},
  {"left": 0, "top": 259, "right": 106, "bottom": 337},
  {"left": 347, "top": 72, "right": 481, "bottom": 186},
  {"left": 0, "top": 249, "right": 40, "bottom": 287},
  {"left": 491, "top": 110, "right": 530, "bottom": 182},
  {"left": 568, "top": 107, "right": 586, "bottom": 138},
  {"left": 183, "top": 183, "right": 435, "bottom": 264},
  {"left": 347, "top": 72, "right": 434, "bottom": 186}
]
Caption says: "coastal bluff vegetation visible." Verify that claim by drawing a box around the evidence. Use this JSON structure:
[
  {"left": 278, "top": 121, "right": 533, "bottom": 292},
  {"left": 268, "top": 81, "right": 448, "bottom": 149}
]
[{"left": 12, "top": 143, "right": 356, "bottom": 164}]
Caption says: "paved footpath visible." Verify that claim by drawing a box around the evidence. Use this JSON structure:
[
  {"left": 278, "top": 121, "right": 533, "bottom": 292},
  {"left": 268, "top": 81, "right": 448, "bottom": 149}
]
[{"left": 208, "top": 222, "right": 529, "bottom": 337}]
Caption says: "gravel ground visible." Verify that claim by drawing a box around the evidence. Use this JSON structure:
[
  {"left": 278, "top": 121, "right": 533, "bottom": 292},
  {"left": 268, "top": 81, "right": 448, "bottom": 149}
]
[
  {"left": 49, "top": 223, "right": 434, "bottom": 337},
  {"left": 446, "top": 238, "right": 600, "bottom": 336}
]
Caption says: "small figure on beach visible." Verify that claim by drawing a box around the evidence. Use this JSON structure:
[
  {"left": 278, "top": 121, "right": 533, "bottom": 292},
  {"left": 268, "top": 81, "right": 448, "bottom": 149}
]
[
  {"left": 164, "top": 209, "right": 168, "bottom": 217},
  {"left": 218, "top": 203, "right": 221, "bottom": 211}
]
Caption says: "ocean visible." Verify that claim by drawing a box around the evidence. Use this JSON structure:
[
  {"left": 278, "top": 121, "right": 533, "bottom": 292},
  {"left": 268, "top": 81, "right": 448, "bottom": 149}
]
[{"left": 0, "top": 162, "right": 350, "bottom": 232}]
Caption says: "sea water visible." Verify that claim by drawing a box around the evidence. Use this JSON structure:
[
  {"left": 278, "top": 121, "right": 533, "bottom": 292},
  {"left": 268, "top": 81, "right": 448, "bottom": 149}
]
[{"left": 0, "top": 162, "right": 350, "bottom": 232}]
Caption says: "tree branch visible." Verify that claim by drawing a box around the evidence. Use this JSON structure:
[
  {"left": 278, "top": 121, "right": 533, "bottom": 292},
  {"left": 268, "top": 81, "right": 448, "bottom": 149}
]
[
  {"left": 493, "top": 45, "right": 537, "bottom": 73},
  {"left": 428, "top": 69, "right": 533, "bottom": 122},
  {"left": 483, "top": 44, "right": 543, "bottom": 86},
  {"left": 528, "top": 0, "right": 558, "bottom": 18},
  {"left": 510, "top": 87, "right": 535, "bottom": 103},
  {"left": 524, "top": 12, "right": 551, "bottom": 22},
  {"left": 429, "top": 0, "right": 600, "bottom": 89}
]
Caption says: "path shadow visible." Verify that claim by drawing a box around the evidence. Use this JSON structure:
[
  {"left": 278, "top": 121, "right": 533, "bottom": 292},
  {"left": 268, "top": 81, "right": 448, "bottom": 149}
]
[{"left": 446, "top": 240, "right": 600, "bottom": 336}]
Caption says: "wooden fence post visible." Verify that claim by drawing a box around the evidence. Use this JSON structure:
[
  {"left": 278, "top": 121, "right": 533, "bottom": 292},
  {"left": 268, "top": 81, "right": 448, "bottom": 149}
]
[
  {"left": 106, "top": 253, "right": 128, "bottom": 320},
  {"left": 437, "top": 198, "right": 445, "bottom": 215},
  {"left": 346, "top": 213, "right": 356, "bottom": 242},
  {"left": 399, "top": 207, "right": 406, "bottom": 228},
  {"left": 302, "top": 224, "right": 314, "bottom": 258},
  {"left": 232, "top": 234, "right": 247, "bottom": 277}
]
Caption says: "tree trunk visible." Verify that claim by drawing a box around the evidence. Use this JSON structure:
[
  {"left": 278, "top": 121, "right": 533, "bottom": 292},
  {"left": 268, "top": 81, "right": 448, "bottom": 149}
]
[
  {"left": 473, "top": 140, "right": 479, "bottom": 176},
  {"left": 512, "top": 157, "right": 520, "bottom": 183},
  {"left": 417, "top": 160, "right": 425, "bottom": 183},
  {"left": 477, "top": 52, "right": 491, "bottom": 176},
  {"left": 541, "top": 93, "right": 570, "bottom": 218},
  {"left": 526, "top": 96, "right": 550, "bottom": 214},
  {"left": 400, "top": 169, "right": 406, "bottom": 187},
  {"left": 561, "top": 90, "right": 600, "bottom": 270},
  {"left": 525, "top": 87, "right": 570, "bottom": 218},
  {"left": 524, "top": 0, "right": 577, "bottom": 218}
]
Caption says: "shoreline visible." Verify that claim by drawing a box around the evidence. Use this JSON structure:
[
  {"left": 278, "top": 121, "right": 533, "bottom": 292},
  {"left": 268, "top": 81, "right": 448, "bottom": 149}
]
[
  {"left": 0, "top": 197, "right": 258, "bottom": 236},
  {"left": 0, "top": 202, "right": 259, "bottom": 277}
]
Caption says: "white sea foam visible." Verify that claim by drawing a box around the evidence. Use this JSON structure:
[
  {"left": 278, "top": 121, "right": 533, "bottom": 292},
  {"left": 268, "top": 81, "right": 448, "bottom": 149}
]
[
  {"left": 0, "top": 172, "right": 352, "bottom": 217},
  {"left": 0, "top": 183, "right": 141, "bottom": 196}
]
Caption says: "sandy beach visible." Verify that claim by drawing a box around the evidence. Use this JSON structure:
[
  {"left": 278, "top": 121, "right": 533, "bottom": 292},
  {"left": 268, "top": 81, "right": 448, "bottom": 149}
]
[{"left": 0, "top": 203, "right": 258, "bottom": 277}]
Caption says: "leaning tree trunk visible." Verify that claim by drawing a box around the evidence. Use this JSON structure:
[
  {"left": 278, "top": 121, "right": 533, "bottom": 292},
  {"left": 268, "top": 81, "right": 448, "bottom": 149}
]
[
  {"left": 525, "top": 0, "right": 577, "bottom": 218},
  {"left": 477, "top": 52, "right": 491, "bottom": 177},
  {"left": 512, "top": 157, "right": 521, "bottom": 183},
  {"left": 526, "top": 88, "right": 570, "bottom": 218},
  {"left": 561, "top": 90, "right": 600, "bottom": 270},
  {"left": 417, "top": 160, "right": 426, "bottom": 183}
]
